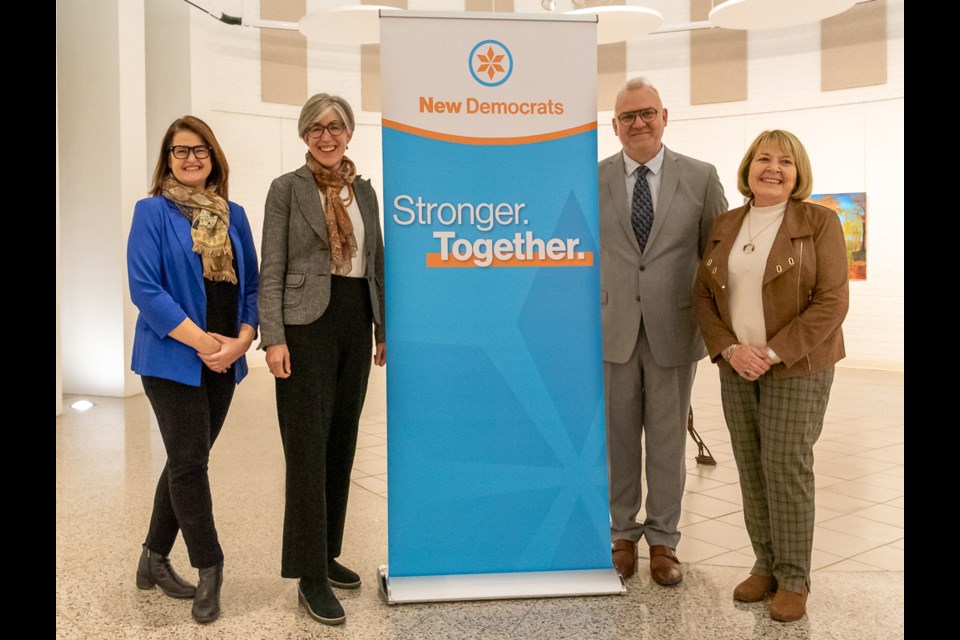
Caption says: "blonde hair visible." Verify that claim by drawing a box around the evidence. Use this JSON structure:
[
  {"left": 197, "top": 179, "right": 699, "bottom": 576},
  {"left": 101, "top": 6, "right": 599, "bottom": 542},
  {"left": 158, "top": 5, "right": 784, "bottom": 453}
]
[{"left": 737, "top": 129, "right": 813, "bottom": 201}]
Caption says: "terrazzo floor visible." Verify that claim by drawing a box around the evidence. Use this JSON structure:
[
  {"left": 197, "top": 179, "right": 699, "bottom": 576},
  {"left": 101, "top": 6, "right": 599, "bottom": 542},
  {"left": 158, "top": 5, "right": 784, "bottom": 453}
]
[{"left": 56, "top": 361, "right": 904, "bottom": 639}]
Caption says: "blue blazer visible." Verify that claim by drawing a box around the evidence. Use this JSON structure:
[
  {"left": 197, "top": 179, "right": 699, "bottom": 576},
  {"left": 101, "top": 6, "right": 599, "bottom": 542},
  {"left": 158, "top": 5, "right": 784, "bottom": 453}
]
[{"left": 128, "top": 195, "right": 259, "bottom": 386}]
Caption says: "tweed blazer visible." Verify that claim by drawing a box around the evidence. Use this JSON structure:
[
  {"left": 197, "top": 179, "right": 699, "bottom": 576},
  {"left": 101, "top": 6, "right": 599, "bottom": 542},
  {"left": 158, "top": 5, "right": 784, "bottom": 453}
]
[
  {"left": 693, "top": 199, "right": 849, "bottom": 379},
  {"left": 598, "top": 146, "right": 728, "bottom": 367},
  {"left": 259, "top": 165, "right": 385, "bottom": 348}
]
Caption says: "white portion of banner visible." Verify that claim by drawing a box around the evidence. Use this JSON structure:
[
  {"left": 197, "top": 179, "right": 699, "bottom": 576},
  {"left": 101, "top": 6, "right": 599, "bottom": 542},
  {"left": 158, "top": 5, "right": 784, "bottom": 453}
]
[{"left": 381, "top": 12, "right": 597, "bottom": 140}]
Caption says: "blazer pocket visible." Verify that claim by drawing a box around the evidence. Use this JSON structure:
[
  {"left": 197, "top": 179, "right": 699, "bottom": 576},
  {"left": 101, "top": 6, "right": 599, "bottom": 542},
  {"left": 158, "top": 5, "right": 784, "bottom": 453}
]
[
  {"left": 283, "top": 272, "right": 305, "bottom": 308},
  {"left": 601, "top": 290, "right": 608, "bottom": 305},
  {"left": 677, "top": 294, "right": 692, "bottom": 309}
]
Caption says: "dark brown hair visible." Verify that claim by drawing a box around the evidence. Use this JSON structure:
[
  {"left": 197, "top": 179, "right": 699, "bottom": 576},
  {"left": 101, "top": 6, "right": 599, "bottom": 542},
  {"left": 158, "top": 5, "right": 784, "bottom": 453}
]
[{"left": 149, "top": 116, "right": 230, "bottom": 200}]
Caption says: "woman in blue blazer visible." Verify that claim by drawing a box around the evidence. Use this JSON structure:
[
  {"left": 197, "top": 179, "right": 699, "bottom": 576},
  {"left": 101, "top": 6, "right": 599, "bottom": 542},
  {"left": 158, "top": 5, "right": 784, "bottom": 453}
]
[{"left": 127, "top": 116, "right": 258, "bottom": 625}]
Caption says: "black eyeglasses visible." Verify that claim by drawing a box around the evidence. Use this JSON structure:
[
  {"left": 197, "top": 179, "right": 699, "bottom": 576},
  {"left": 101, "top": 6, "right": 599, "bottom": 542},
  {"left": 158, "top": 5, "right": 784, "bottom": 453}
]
[
  {"left": 169, "top": 145, "right": 211, "bottom": 159},
  {"left": 616, "top": 108, "right": 660, "bottom": 126},
  {"left": 307, "top": 122, "right": 346, "bottom": 138}
]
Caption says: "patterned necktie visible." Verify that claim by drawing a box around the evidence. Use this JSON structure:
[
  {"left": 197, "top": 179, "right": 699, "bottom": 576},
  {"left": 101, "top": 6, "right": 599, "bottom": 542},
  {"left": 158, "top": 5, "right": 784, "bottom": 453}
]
[{"left": 631, "top": 165, "right": 654, "bottom": 252}]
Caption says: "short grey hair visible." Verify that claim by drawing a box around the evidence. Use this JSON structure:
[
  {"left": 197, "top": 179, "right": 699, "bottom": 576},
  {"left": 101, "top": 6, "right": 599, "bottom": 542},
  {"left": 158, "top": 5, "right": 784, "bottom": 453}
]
[
  {"left": 614, "top": 77, "right": 662, "bottom": 111},
  {"left": 298, "top": 93, "right": 356, "bottom": 139}
]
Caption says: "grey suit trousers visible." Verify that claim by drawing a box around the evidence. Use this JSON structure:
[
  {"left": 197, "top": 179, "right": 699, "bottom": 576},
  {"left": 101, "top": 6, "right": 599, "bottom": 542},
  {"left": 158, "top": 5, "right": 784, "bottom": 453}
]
[{"left": 605, "top": 322, "right": 696, "bottom": 548}]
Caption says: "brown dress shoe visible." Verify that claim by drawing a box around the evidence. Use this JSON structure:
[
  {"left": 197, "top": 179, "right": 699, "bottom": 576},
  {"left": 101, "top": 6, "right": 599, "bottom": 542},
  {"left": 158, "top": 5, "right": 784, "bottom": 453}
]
[
  {"left": 611, "top": 539, "right": 637, "bottom": 578},
  {"left": 733, "top": 574, "right": 777, "bottom": 602},
  {"left": 769, "top": 587, "right": 808, "bottom": 622},
  {"left": 648, "top": 545, "right": 682, "bottom": 586}
]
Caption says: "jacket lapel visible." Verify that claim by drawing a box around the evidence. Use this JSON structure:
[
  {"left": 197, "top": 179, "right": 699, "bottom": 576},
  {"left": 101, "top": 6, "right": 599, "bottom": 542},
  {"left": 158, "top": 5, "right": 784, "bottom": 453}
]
[
  {"left": 603, "top": 154, "right": 641, "bottom": 253},
  {"left": 645, "top": 146, "right": 677, "bottom": 255},
  {"left": 227, "top": 208, "right": 244, "bottom": 288},
  {"left": 354, "top": 177, "right": 376, "bottom": 265},
  {"left": 764, "top": 199, "right": 814, "bottom": 285},
  {"left": 293, "top": 165, "right": 329, "bottom": 246},
  {"left": 706, "top": 205, "right": 747, "bottom": 288},
  {"left": 167, "top": 198, "right": 206, "bottom": 292}
]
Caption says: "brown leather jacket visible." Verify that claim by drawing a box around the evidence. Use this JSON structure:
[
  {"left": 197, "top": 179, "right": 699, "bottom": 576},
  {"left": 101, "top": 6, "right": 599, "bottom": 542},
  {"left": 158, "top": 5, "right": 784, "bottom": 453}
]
[{"left": 693, "top": 199, "right": 849, "bottom": 379}]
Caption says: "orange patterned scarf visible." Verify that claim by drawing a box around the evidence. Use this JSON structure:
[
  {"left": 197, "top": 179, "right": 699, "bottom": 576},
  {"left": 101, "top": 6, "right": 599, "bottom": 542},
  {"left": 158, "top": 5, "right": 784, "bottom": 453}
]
[{"left": 305, "top": 153, "right": 359, "bottom": 276}]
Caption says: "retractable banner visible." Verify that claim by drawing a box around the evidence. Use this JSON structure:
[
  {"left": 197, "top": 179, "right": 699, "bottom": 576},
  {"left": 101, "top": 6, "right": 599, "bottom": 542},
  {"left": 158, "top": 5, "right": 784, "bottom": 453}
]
[{"left": 380, "top": 11, "right": 620, "bottom": 602}]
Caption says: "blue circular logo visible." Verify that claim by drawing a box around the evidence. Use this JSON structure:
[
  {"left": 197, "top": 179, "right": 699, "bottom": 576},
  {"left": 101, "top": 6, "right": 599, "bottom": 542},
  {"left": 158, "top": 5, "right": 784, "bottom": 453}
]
[{"left": 469, "top": 40, "right": 513, "bottom": 87}]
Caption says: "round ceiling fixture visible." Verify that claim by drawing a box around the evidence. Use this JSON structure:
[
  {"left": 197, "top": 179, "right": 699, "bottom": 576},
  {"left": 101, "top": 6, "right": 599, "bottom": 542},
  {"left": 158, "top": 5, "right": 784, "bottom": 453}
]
[
  {"left": 299, "top": 5, "right": 401, "bottom": 44},
  {"left": 566, "top": 5, "right": 663, "bottom": 43},
  {"left": 709, "top": 0, "right": 856, "bottom": 30}
]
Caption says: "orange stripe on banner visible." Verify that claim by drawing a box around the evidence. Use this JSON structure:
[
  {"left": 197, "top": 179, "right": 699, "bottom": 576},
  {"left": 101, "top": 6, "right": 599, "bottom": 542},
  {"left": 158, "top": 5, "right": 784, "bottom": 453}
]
[
  {"left": 426, "top": 252, "right": 594, "bottom": 268},
  {"left": 382, "top": 119, "right": 597, "bottom": 146}
]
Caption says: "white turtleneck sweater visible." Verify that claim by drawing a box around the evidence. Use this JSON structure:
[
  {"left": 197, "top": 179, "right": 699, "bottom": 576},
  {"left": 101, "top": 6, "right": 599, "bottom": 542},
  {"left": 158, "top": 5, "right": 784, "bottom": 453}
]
[{"left": 727, "top": 201, "right": 787, "bottom": 348}]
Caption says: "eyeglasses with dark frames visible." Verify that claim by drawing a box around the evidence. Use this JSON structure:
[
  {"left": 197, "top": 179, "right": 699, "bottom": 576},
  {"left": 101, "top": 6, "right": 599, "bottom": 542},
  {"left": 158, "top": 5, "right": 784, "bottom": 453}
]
[
  {"left": 616, "top": 108, "right": 661, "bottom": 126},
  {"left": 169, "top": 145, "right": 212, "bottom": 159},
  {"left": 306, "top": 121, "right": 346, "bottom": 138}
]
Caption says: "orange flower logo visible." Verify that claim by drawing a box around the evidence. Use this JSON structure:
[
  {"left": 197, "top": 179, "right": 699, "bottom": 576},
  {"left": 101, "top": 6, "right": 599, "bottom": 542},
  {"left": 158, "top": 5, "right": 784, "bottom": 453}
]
[
  {"left": 476, "top": 46, "right": 505, "bottom": 81},
  {"left": 469, "top": 40, "right": 513, "bottom": 87}
]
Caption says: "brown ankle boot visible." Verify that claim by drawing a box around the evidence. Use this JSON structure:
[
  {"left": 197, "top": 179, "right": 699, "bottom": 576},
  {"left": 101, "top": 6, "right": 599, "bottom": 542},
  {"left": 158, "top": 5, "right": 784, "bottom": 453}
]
[
  {"left": 769, "top": 586, "right": 808, "bottom": 622},
  {"left": 733, "top": 574, "right": 777, "bottom": 602}
]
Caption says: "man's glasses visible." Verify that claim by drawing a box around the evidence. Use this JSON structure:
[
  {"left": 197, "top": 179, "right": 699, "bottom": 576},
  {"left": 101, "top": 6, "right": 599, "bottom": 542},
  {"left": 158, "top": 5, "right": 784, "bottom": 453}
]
[
  {"left": 169, "top": 145, "right": 211, "bottom": 159},
  {"left": 616, "top": 108, "right": 660, "bottom": 126},
  {"left": 307, "top": 122, "right": 346, "bottom": 138}
]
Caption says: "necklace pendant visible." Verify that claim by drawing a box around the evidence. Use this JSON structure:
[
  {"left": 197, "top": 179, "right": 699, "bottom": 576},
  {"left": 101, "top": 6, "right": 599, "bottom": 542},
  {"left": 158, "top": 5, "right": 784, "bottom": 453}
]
[{"left": 742, "top": 243, "right": 755, "bottom": 254}]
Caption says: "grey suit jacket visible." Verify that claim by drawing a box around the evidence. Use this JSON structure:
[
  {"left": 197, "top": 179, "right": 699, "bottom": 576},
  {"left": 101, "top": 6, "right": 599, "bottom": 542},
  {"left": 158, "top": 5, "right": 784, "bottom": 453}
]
[
  {"left": 259, "top": 165, "right": 386, "bottom": 348},
  {"left": 599, "top": 146, "right": 727, "bottom": 367}
]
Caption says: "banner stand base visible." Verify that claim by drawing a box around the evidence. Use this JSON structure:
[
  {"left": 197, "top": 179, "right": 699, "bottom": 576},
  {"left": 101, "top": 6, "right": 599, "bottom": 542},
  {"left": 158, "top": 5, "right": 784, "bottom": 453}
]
[{"left": 377, "top": 565, "right": 625, "bottom": 604}]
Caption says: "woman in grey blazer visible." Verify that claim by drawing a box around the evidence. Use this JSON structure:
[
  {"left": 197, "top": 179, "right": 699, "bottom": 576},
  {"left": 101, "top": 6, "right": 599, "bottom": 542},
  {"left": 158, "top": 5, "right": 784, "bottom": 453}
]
[{"left": 259, "top": 93, "right": 385, "bottom": 626}]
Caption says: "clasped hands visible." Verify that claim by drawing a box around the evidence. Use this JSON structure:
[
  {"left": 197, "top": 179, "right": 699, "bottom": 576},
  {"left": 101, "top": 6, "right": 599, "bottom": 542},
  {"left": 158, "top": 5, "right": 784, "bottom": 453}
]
[
  {"left": 728, "top": 344, "right": 775, "bottom": 382},
  {"left": 198, "top": 332, "right": 248, "bottom": 374}
]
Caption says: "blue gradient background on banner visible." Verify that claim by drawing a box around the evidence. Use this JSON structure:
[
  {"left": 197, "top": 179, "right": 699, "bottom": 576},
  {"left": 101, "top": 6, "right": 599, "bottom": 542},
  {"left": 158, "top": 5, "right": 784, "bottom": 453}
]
[{"left": 384, "top": 128, "right": 610, "bottom": 577}]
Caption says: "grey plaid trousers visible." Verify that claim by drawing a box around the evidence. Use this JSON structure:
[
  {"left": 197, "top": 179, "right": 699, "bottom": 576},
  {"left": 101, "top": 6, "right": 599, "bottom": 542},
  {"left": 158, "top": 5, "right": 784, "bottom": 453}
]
[{"left": 719, "top": 366, "right": 835, "bottom": 593}]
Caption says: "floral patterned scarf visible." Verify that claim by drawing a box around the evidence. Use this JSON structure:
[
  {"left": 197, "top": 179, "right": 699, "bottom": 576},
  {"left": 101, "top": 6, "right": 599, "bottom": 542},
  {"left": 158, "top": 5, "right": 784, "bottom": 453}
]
[
  {"left": 161, "top": 176, "right": 237, "bottom": 284},
  {"left": 305, "top": 152, "right": 359, "bottom": 276}
]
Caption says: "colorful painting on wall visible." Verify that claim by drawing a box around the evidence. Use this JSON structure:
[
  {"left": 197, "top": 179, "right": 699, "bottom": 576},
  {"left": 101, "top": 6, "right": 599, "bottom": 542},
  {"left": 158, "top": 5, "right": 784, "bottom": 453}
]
[{"left": 808, "top": 192, "right": 866, "bottom": 280}]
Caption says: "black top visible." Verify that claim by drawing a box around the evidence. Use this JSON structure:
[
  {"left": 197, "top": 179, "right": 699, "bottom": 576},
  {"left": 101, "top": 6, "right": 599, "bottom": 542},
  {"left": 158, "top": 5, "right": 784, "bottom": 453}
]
[{"left": 204, "top": 254, "right": 239, "bottom": 338}]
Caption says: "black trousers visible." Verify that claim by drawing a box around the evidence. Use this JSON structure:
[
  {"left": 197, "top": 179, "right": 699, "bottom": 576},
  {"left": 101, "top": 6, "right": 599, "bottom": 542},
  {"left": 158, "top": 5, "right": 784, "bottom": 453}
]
[
  {"left": 277, "top": 276, "right": 373, "bottom": 579},
  {"left": 141, "top": 367, "right": 234, "bottom": 569}
]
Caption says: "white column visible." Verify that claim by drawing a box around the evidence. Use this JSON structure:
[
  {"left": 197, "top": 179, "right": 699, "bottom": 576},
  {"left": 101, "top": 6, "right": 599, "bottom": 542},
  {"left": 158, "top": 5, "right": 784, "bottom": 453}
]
[{"left": 56, "top": 0, "right": 147, "bottom": 397}]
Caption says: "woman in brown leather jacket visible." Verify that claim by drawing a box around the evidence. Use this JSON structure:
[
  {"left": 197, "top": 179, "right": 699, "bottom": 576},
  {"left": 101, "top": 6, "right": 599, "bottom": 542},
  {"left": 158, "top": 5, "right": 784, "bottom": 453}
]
[{"left": 694, "top": 129, "right": 849, "bottom": 623}]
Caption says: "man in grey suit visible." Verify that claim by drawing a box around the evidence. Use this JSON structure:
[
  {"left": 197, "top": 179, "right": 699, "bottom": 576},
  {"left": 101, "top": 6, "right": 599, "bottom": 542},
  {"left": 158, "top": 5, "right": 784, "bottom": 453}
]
[{"left": 599, "top": 77, "right": 727, "bottom": 585}]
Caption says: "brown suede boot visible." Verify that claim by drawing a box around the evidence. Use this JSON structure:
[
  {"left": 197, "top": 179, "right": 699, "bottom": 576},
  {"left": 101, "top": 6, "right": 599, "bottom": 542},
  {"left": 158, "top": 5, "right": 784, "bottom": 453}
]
[
  {"left": 769, "top": 586, "right": 808, "bottom": 622},
  {"left": 733, "top": 574, "right": 777, "bottom": 602}
]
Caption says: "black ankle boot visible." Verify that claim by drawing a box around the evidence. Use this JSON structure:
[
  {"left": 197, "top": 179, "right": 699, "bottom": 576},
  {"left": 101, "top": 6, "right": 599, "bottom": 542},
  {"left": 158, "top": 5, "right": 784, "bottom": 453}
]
[
  {"left": 192, "top": 562, "right": 223, "bottom": 624},
  {"left": 328, "top": 559, "right": 361, "bottom": 589},
  {"left": 135, "top": 545, "right": 196, "bottom": 599},
  {"left": 298, "top": 577, "right": 345, "bottom": 625}
]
